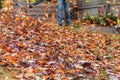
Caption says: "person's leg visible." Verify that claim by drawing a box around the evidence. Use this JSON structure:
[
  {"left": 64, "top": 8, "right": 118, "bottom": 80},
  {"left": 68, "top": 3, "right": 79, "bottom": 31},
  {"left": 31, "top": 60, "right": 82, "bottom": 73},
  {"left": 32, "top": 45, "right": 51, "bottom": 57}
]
[
  {"left": 63, "top": 0, "right": 70, "bottom": 25},
  {"left": 57, "top": 0, "right": 63, "bottom": 26}
]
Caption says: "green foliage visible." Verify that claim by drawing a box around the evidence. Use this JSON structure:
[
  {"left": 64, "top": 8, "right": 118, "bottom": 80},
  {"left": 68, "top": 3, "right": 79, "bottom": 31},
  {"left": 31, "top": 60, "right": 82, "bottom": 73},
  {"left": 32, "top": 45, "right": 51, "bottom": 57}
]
[
  {"left": 102, "top": 13, "right": 117, "bottom": 26},
  {"left": 82, "top": 13, "right": 117, "bottom": 26},
  {"left": 0, "top": 0, "right": 2, "bottom": 9},
  {"left": 83, "top": 14, "right": 100, "bottom": 24},
  {"left": 83, "top": 14, "right": 91, "bottom": 23},
  {"left": 99, "top": 69, "right": 107, "bottom": 80},
  {"left": 92, "top": 16, "right": 100, "bottom": 24}
]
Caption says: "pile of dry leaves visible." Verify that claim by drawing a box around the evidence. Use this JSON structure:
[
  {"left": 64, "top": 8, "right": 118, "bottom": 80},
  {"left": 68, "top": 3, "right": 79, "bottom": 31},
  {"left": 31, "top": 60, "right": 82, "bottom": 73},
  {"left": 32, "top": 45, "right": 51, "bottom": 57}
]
[{"left": 0, "top": 11, "right": 120, "bottom": 80}]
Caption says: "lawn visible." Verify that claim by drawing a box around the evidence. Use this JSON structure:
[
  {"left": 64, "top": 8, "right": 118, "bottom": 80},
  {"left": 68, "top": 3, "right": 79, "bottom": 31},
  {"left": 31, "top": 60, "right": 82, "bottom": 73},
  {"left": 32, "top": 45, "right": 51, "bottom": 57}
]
[{"left": 0, "top": 67, "right": 18, "bottom": 80}]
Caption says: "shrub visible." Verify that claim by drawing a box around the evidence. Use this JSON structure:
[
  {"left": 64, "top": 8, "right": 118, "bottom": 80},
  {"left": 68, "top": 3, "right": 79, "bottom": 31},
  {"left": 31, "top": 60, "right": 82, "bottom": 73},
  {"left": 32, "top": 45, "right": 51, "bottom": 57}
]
[
  {"left": 82, "top": 14, "right": 92, "bottom": 24},
  {"left": 91, "top": 16, "right": 100, "bottom": 24},
  {"left": 82, "top": 13, "right": 117, "bottom": 27},
  {"left": 101, "top": 13, "right": 117, "bottom": 26},
  {"left": 0, "top": 0, "right": 2, "bottom": 9},
  {"left": 83, "top": 14, "right": 100, "bottom": 25}
]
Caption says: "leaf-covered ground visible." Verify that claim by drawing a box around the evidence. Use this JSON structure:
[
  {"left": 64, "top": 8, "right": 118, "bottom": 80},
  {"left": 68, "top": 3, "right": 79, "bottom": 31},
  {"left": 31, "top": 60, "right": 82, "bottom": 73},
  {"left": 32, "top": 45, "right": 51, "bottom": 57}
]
[{"left": 0, "top": 12, "right": 120, "bottom": 80}]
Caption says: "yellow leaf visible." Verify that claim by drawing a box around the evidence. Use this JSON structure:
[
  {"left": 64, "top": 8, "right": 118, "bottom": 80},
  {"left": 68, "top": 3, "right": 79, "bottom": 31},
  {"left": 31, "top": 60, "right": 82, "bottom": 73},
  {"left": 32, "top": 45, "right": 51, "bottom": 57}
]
[
  {"left": 117, "top": 19, "right": 120, "bottom": 25},
  {"left": 42, "top": 76, "right": 48, "bottom": 80},
  {"left": 28, "top": 0, "right": 35, "bottom": 3}
]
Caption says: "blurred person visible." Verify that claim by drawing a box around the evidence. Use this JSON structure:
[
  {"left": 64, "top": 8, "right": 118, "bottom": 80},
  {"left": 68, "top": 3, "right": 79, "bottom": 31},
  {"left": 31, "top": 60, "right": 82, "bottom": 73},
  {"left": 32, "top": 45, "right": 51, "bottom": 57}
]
[
  {"left": 57, "top": 0, "right": 70, "bottom": 26},
  {"left": 28, "top": 0, "right": 71, "bottom": 26}
]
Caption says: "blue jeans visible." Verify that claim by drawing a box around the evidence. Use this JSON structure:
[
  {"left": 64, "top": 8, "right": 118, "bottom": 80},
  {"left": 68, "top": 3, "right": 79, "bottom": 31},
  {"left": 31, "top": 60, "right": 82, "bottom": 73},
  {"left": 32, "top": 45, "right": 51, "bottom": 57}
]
[{"left": 57, "top": 0, "right": 70, "bottom": 25}]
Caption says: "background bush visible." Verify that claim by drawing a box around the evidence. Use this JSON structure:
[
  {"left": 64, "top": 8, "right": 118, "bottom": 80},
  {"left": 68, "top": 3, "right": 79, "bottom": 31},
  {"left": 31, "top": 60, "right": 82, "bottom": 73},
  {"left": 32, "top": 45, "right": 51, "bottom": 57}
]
[
  {"left": 82, "top": 14, "right": 100, "bottom": 25},
  {"left": 0, "top": 0, "right": 2, "bottom": 9},
  {"left": 102, "top": 13, "right": 117, "bottom": 26},
  {"left": 82, "top": 13, "right": 117, "bottom": 27}
]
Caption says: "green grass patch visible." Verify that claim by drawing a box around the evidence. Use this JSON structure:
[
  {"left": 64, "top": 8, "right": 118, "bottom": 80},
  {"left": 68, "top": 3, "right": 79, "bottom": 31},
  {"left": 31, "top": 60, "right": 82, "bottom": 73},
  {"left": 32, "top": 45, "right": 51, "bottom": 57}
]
[{"left": 0, "top": 67, "right": 18, "bottom": 80}]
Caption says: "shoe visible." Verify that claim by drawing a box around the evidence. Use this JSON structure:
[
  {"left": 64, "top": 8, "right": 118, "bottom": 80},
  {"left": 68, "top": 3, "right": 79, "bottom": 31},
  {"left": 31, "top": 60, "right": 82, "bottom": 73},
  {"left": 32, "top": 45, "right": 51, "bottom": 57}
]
[
  {"left": 29, "top": 5, "right": 33, "bottom": 8},
  {"left": 65, "top": 24, "right": 70, "bottom": 27},
  {"left": 59, "top": 24, "right": 62, "bottom": 27}
]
